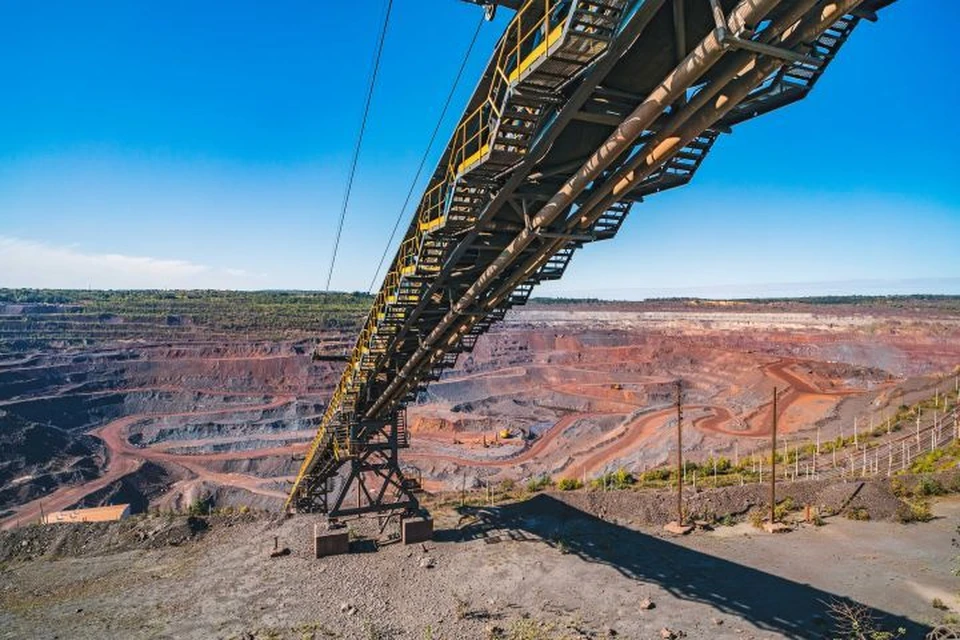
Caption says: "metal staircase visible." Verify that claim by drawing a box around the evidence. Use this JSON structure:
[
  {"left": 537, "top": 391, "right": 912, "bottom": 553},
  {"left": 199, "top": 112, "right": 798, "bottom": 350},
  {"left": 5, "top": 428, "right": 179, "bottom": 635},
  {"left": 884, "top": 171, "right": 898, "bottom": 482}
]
[
  {"left": 289, "top": 0, "right": 630, "bottom": 517},
  {"left": 288, "top": 0, "right": 899, "bottom": 519},
  {"left": 720, "top": 13, "right": 861, "bottom": 127}
]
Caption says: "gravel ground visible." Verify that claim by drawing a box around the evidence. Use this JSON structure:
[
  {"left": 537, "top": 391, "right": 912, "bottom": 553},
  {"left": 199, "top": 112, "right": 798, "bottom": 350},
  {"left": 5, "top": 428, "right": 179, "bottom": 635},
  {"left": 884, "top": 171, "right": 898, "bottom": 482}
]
[{"left": 0, "top": 493, "right": 957, "bottom": 639}]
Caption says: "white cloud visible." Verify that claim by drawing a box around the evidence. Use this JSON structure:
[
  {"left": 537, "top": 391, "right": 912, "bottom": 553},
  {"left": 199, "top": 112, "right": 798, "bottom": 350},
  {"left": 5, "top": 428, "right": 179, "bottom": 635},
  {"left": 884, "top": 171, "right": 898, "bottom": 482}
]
[{"left": 0, "top": 236, "right": 264, "bottom": 289}]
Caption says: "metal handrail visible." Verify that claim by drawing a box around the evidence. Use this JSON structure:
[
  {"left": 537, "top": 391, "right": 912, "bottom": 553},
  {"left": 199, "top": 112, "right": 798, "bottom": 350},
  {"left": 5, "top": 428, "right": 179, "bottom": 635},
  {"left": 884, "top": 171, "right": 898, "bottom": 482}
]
[{"left": 288, "top": 0, "right": 584, "bottom": 506}]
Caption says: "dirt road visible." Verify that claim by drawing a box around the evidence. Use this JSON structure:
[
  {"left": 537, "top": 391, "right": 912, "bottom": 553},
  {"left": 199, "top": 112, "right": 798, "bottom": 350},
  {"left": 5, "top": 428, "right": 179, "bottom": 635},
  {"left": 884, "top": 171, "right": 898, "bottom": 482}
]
[{"left": 0, "top": 394, "right": 296, "bottom": 529}]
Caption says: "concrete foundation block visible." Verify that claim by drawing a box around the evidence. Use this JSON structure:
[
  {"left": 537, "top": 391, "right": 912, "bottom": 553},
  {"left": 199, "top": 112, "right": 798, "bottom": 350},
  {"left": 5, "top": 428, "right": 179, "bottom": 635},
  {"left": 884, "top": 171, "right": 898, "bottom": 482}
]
[
  {"left": 314, "top": 524, "right": 349, "bottom": 558},
  {"left": 402, "top": 516, "right": 433, "bottom": 545},
  {"left": 663, "top": 521, "right": 694, "bottom": 535},
  {"left": 762, "top": 521, "right": 792, "bottom": 534}
]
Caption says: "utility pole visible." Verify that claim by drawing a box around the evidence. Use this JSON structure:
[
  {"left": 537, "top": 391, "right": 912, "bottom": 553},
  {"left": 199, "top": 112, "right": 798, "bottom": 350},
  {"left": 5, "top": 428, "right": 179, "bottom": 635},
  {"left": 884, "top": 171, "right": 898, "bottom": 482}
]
[
  {"left": 676, "top": 379, "right": 684, "bottom": 526},
  {"left": 770, "top": 387, "right": 778, "bottom": 525}
]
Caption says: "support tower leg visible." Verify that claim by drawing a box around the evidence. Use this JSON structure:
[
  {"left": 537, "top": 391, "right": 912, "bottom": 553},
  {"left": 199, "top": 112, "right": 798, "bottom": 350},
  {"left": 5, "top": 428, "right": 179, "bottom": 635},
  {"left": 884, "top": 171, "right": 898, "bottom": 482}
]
[{"left": 327, "top": 413, "right": 422, "bottom": 520}]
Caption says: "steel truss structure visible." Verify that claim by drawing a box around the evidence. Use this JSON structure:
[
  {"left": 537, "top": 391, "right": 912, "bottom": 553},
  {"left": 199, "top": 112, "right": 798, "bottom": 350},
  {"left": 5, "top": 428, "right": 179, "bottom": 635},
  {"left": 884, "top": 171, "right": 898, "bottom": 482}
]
[{"left": 288, "top": 0, "right": 897, "bottom": 517}]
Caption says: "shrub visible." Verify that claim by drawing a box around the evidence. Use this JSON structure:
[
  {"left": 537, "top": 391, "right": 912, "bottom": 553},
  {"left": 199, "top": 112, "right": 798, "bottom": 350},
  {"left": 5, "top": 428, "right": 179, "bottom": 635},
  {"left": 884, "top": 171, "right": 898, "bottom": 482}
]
[
  {"left": 826, "top": 599, "right": 905, "bottom": 639},
  {"left": 933, "top": 598, "right": 949, "bottom": 611},
  {"left": 590, "top": 467, "right": 635, "bottom": 490},
  {"left": 705, "top": 456, "right": 732, "bottom": 474},
  {"left": 525, "top": 475, "right": 552, "bottom": 493},
  {"left": 187, "top": 497, "right": 211, "bottom": 516},
  {"left": 895, "top": 499, "right": 933, "bottom": 524},
  {"left": 749, "top": 508, "right": 765, "bottom": 529},
  {"left": 556, "top": 478, "right": 583, "bottom": 491},
  {"left": 889, "top": 477, "right": 908, "bottom": 498},
  {"left": 774, "top": 497, "right": 795, "bottom": 522},
  {"left": 611, "top": 467, "right": 635, "bottom": 488},
  {"left": 917, "top": 476, "right": 946, "bottom": 497},
  {"left": 845, "top": 506, "right": 870, "bottom": 521},
  {"left": 642, "top": 468, "right": 672, "bottom": 482}
]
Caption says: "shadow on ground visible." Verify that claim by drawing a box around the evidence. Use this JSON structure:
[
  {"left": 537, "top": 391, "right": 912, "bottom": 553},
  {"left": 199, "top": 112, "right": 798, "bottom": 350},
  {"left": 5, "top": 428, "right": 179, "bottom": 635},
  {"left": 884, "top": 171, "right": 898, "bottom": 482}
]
[{"left": 437, "top": 494, "right": 929, "bottom": 639}]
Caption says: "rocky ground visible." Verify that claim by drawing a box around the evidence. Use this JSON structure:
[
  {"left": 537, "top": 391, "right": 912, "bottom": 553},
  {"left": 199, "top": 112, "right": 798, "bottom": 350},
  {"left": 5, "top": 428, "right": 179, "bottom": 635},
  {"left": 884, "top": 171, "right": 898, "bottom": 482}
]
[{"left": 1, "top": 479, "right": 958, "bottom": 640}]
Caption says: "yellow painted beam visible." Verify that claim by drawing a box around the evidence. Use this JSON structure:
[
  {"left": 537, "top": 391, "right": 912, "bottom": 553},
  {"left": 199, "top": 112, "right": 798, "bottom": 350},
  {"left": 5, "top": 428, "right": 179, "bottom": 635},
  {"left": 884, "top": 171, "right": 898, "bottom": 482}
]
[{"left": 507, "top": 22, "right": 565, "bottom": 84}]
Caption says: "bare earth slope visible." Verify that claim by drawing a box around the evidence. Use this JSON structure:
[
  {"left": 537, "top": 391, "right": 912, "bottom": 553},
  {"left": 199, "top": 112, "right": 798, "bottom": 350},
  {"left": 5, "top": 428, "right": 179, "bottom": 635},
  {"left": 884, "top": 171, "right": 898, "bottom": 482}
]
[
  {"left": 1, "top": 295, "right": 959, "bottom": 525},
  {"left": 407, "top": 300, "right": 960, "bottom": 491}
]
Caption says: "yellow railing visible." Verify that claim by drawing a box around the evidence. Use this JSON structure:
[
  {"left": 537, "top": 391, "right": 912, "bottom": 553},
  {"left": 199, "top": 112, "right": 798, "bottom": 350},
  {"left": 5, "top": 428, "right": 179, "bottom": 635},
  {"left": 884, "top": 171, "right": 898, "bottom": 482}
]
[
  {"left": 288, "top": 0, "right": 579, "bottom": 507},
  {"left": 418, "top": 0, "right": 572, "bottom": 231}
]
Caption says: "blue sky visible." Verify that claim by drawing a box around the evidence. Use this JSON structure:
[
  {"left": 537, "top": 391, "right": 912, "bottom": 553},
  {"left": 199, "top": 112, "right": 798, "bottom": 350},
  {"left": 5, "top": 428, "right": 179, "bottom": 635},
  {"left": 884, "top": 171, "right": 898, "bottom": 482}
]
[{"left": 0, "top": 1, "right": 957, "bottom": 297}]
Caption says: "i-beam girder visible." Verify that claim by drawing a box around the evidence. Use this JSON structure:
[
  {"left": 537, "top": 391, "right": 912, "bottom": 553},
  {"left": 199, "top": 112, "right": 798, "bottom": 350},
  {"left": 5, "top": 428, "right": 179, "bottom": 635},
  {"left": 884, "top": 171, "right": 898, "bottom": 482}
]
[{"left": 288, "top": 0, "right": 896, "bottom": 518}]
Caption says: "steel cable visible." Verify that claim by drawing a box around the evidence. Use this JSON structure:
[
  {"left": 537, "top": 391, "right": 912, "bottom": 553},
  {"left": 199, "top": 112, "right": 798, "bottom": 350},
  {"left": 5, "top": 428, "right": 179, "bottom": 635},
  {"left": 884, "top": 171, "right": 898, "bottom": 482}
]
[
  {"left": 366, "top": 14, "right": 486, "bottom": 293},
  {"left": 324, "top": 0, "right": 394, "bottom": 293}
]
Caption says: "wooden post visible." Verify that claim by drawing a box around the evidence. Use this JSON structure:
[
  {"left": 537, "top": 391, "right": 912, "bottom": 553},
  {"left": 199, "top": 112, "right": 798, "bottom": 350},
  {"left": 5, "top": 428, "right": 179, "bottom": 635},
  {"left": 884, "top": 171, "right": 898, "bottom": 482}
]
[
  {"left": 770, "top": 387, "right": 778, "bottom": 524},
  {"left": 816, "top": 427, "right": 820, "bottom": 455},
  {"left": 676, "top": 379, "right": 683, "bottom": 526},
  {"left": 782, "top": 438, "right": 788, "bottom": 480}
]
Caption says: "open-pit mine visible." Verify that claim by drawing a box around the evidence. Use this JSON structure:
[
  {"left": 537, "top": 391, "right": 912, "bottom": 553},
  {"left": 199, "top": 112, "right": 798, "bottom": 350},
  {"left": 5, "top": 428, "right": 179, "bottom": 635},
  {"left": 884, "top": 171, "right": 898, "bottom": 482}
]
[{"left": 2, "top": 292, "right": 958, "bottom": 529}]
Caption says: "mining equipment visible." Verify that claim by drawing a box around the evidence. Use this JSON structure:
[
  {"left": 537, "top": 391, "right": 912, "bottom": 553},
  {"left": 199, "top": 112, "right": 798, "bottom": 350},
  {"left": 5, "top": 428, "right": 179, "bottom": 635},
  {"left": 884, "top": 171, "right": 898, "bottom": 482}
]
[{"left": 288, "top": 0, "right": 898, "bottom": 529}]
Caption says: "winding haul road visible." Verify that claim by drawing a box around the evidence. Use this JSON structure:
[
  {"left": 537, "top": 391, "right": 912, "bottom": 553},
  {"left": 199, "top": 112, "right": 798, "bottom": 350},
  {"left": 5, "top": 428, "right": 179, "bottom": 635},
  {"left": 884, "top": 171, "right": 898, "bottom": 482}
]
[
  {"left": 1, "top": 392, "right": 301, "bottom": 530},
  {"left": 0, "top": 357, "right": 896, "bottom": 528},
  {"left": 405, "top": 357, "right": 874, "bottom": 480}
]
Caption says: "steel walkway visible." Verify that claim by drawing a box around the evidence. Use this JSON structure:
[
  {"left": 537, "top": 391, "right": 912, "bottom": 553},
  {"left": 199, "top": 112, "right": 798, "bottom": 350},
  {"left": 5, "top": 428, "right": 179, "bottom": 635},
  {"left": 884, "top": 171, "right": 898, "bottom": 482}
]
[{"left": 287, "top": 0, "right": 898, "bottom": 517}]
